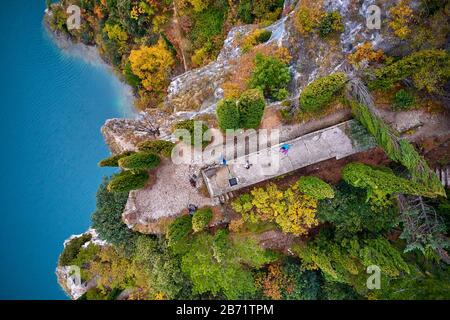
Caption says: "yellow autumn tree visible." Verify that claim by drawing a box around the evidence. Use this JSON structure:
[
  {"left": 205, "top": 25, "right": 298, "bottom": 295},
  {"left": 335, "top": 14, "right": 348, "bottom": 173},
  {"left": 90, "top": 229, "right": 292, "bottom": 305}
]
[
  {"left": 389, "top": 0, "right": 414, "bottom": 40},
  {"left": 103, "top": 24, "right": 128, "bottom": 54},
  {"left": 129, "top": 39, "right": 175, "bottom": 96},
  {"left": 232, "top": 181, "right": 319, "bottom": 236}
]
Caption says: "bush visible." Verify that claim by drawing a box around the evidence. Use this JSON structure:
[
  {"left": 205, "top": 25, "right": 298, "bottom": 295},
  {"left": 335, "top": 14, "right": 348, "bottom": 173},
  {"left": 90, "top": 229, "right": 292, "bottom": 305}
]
[
  {"left": 98, "top": 151, "right": 135, "bottom": 167},
  {"left": 393, "top": 89, "right": 415, "bottom": 110},
  {"left": 318, "top": 11, "right": 344, "bottom": 38},
  {"left": 216, "top": 89, "right": 266, "bottom": 130},
  {"left": 192, "top": 208, "right": 213, "bottom": 232},
  {"left": 167, "top": 215, "right": 192, "bottom": 249},
  {"left": 368, "top": 49, "right": 450, "bottom": 93},
  {"left": 173, "top": 119, "right": 210, "bottom": 148},
  {"left": 293, "top": 3, "right": 325, "bottom": 35},
  {"left": 299, "top": 72, "right": 347, "bottom": 113},
  {"left": 249, "top": 53, "right": 291, "bottom": 101},
  {"left": 137, "top": 140, "right": 175, "bottom": 158},
  {"left": 252, "top": 0, "right": 284, "bottom": 24},
  {"left": 216, "top": 98, "right": 240, "bottom": 130},
  {"left": 342, "top": 163, "right": 431, "bottom": 206},
  {"left": 238, "top": 0, "right": 254, "bottom": 24},
  {"left": 107, "top": 170, "right": 150, "bottom": 192},
  {"left": 238, "top": 89, "right": 266, "bottom": 129},
  {"left": 118, "top": 152, "right": 160, "bottom": 170},
  {"left": 242, "top": 29, "right": 272, "bottom": 53},
  {"left": 59, "top": 234, "right": 92, "bottom": 266},
  {"left": 297, "top": 176, "right": 334, "bottom": 200}
]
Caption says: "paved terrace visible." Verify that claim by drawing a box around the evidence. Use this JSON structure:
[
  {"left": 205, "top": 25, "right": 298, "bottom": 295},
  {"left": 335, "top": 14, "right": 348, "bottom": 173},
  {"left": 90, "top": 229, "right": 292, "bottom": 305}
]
[{"left": 202, "top": 120, "right": 375, "bottom": 198}]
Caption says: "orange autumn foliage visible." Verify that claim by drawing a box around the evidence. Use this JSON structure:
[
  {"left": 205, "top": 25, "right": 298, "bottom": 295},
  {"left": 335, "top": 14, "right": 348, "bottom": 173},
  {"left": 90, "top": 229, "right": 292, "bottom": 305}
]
[
  {"left": 348, "top": 42, "right": 386, "bottom": 66},
  {"left": 255, "top": 264, "right": 294, "bottom": 300}
]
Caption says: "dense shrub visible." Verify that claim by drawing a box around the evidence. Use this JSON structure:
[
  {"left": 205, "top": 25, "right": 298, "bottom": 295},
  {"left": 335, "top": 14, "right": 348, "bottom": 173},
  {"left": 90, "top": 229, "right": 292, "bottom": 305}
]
[
  {"left": 118, "top": 152, "right": 160, "bottom": 170},
  {"left": 317, "top": 182, "right": 398, "bottom": 239},
  {"left": 59, "top": 234, "right": 92, "bottom": 266},
  {"left": 293, "top": 234, "right": 411, "bottom": 292},
  {"left": 389, "top": 0, "right": 414, "bottom": 40},
  {"left": 318, "top": 11, "right": 344, "bottom": 38},
  {"left": 249, "top": 53, "right": 291, "bottom": 101},
  {"left": 107, "top": 170, "right": 150, "bottom": 193},
  {"left": 242, "top": 29, "right": 272, "bottom": 53},
  {"left": 252, "top": 0, "right": 284, "bottom": 24},
  {"left": 297, "top": 176, "right": 334, "bottom": 200},
  {"left": 299, "top": 72, "right": 347, "bottom": 113},
  {"left": 167, "top": 215, "right": 193, "bottom": 249},
  {"left": 342, "top": 163, "right": 431, "bottom": 206},
  {"left": 281, "top": 260, "right": 321, "bottom": 300},
  {"left": 293, "top": 2, "right": 325, "bottom": 35},
  {"left": 237, "top": 89, "right": 266, "bottom": 129},
  {"left": 189, "top": 6, "right": 226, "bottom": 66},
  {"left": 216, "top": 89, "right": 266, "bottom": 130},
  {"left": 216, "top": 99, "right": 240, "bottom": 130},
  {"left": 192, "top": 208, "right": 213, "bottom": 232},
  {"left": 348, "top": 42, "right": 386, "bottom": 66},
  {"left": 174, "top": 119, "right": 210, "bottom": 148},
  {"left": 368, "top": 49, "right": 450, "bottom": 93},
  {"left": 393, "top": 89, "right": 415, "bottom": 110},
  {"left": 137, "top": 140, "right": 175, "bottom": 158},
  {"left": 180, "top": 231, "right": 276, "bottom": 299},
  {"left": 237, "top": 0, "right": 254, "bottom": 24},
  {"left": 98, "top": 151, "right": 135, "bottom": 167}
]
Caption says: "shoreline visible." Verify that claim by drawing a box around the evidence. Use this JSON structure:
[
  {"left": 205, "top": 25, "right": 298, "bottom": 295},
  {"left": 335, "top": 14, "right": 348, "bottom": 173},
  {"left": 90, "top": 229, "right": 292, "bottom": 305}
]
[{"left": 42, "top": 14, "right": 137, "bottom": 119}]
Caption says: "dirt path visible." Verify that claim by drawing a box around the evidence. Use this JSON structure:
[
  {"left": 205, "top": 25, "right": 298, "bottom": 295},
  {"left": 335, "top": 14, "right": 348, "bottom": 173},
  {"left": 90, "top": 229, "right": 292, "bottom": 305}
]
[{"left": 172, "top": 1, "right": 188, "bottom": 72}]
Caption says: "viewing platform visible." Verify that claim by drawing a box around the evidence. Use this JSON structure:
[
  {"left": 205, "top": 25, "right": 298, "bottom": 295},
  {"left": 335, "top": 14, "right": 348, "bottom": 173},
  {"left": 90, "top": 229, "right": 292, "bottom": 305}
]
[{"left": 201, "top": 120, "right": 376, "bottom": 199}]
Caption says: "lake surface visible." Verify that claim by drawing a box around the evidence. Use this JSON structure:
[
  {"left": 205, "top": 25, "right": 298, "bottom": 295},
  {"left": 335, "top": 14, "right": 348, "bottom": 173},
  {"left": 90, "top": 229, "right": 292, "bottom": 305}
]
[{"left": 0, "top": 1, "right": 133, "bottom": 299}]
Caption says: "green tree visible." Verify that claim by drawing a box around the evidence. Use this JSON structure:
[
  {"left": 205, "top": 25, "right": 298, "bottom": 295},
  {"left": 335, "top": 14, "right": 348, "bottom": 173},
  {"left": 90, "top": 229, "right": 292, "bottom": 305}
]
[
  {"left": 318, "top": 11, "right": 344, "bottom": 38},
  {"left": 118, "top": 152, "right": 160, "bottom": 170},
  {"left": 98, "top": 151, "right": 135, "bottom": 167},
  {"left": 249, "top": 53, "right": 291, "bottom": 101},
  {"left": 59, "top": 234, "right": 92, "bottom": 266},
  {"left": 297, "top": 176, "right": 334, "bottom": 200},
  {"left": 91, "top": 178, "right": 137, "bottom": 249},
  {"left": 180, "top": 231, "right": 275, "bottom": 299},
  {"left": 342, "top": 163, "right": 433, "bottom": 206},
  {"left": 369, "top": 49, "right": 450, "bottom": 93},
  {"left": 107, "top": 170, "right": 150, "bottom": 192},
  {"left": 238, "top": 89, "right": 266, "bottom": 129},
  {"left": 137, "top": 140, "right": 175, "bottom": 158},
  {"left": 192, "top": 208, "right": 213, "bottom": 232},
  {"left": 299, "top": 72, "right": 347, "bottom": 113},
  {"left": 132, "top": 235, "right": 192, "bottom": 299},
  {"left": 167, "top": 215, "right": 193, "bottom": 251},
  {"left": 317, "top": 182, "right": 398, "bottom": 239},
  {"left": 216, "top": 99, "right": 240, "bottom": 130}
]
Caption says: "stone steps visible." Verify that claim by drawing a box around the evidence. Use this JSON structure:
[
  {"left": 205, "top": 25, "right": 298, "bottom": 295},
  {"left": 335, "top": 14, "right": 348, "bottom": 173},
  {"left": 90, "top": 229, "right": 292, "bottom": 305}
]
[{"left": 217, "top": 191, "right": 235, "bottom": 204}]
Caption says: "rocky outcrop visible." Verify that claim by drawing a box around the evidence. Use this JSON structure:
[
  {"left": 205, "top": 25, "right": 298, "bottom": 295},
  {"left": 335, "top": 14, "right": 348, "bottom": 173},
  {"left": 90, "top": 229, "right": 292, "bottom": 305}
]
[{"left": 55, "top": 229, "right": 105, "bottom": 300}]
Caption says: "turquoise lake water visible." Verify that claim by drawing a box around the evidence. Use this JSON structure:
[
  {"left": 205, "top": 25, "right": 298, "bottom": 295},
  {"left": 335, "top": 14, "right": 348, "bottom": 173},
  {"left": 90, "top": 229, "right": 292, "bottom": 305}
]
[{"left": 0, "top": 1, "right": 133, "bottom": 299}]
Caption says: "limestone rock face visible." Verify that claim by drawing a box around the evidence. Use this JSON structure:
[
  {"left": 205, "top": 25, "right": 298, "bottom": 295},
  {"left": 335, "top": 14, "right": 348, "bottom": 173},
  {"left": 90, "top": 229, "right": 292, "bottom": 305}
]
[{"left": 101, "top": 110, "right": 174, "bottom": 154}]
